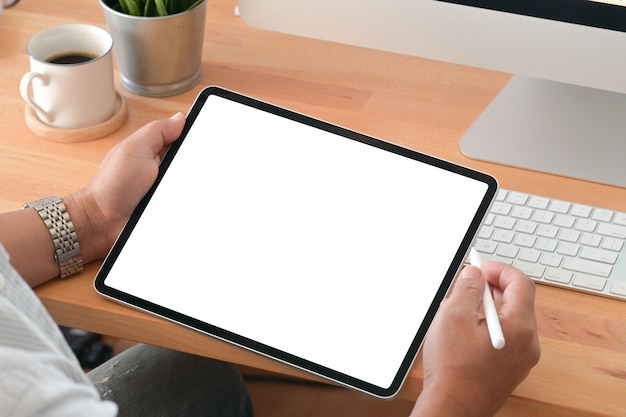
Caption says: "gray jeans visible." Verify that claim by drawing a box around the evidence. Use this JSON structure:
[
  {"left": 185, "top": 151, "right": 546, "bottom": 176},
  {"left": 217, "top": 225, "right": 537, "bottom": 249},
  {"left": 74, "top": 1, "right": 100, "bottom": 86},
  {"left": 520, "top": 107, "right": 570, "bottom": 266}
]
[{"left": 87, "top": 344, "right": 254, "bottom": 417}]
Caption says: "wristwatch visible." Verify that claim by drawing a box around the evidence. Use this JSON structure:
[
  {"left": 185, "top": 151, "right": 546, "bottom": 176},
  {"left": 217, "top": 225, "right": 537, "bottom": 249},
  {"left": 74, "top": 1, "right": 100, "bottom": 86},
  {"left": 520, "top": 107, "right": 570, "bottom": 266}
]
[{"left": 22, "top": 196, "right": 83, "bottom": 279}]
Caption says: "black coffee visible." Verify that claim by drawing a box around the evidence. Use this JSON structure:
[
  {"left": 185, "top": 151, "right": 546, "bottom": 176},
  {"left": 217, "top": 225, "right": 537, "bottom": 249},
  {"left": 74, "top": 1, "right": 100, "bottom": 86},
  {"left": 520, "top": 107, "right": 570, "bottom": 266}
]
[{"left": 46, "top": 52, "right": 97, "bottom": 65}]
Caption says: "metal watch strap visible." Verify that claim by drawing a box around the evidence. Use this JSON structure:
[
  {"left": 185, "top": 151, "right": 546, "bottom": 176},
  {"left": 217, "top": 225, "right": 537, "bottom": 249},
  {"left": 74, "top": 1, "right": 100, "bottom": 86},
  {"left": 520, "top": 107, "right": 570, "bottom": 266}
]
[{"left": 22, "top": 196, "right": 83, "bottom": 279}]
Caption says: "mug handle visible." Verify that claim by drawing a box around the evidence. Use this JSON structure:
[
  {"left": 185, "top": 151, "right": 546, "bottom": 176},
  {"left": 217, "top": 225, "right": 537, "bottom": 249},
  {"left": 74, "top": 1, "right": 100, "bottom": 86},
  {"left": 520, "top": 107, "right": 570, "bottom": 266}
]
[
  {"left": 20, "top": 72, "right": 53, "bottom": 124},
  {"left": 2, "top": 0, "right": 20, "bottom": 8}
]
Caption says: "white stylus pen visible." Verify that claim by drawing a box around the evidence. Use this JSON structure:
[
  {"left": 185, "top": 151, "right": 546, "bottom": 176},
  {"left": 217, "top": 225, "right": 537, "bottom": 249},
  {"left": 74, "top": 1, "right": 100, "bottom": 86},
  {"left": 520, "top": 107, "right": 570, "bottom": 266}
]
[{"left": 469, "top": 248, "right": 506, "bottom": 350}]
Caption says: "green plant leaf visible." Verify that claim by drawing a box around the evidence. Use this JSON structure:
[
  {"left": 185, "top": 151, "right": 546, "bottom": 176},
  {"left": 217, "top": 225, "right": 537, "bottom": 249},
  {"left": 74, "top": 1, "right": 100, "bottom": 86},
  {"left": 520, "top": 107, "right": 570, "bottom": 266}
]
[
  {"left": 153, "top": 0, "right": 167, "bottom": 16},
  {"left": 114, "top": 0, "right": 201, "bottom": 16},
  {"left": 119, "top": 0, "right": 141, "bottom": 15},
  {"left": 143, "top": 0, "right": 154, "bottom": 16},
  {"left": 131, "top": 0, "right": 143, "bottom": 15},
  {"left": 118, "top": 0, "right": 130, "bottom": 14},
  {"left": 187, "top": 0, "right": 202, "bottom": 11},
  {"left": 166, "top": 0, "right": 176, "bottom": 15}
]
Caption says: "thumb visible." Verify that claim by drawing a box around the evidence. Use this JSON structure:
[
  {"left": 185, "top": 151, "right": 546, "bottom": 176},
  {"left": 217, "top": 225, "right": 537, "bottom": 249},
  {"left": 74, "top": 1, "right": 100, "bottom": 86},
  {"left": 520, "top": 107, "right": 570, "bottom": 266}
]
[{"left": 449, "top": 266, "right": 486, "bottom": 313}]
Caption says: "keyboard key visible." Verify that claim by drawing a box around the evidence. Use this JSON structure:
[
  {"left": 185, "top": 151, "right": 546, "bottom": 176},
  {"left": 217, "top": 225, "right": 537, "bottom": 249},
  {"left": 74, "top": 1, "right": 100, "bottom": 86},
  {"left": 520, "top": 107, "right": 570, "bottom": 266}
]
[
  {"left": 536, "top": 238, "right": 558, "bottom": 252},
  {"left": 506, "top": 191, "right": 529, "bottom": 205},
  {"left": 571, "top": 204, "right": 592, "bottom": 218},
  {"left": 475, "top": 239, "right": 497, "bottom": 254},
  {"left": 592, "top": 208, "right": 614, "bottom": 222},
  {"left": 541, "top": 252, "right": 563, "bottom": 267},
  {"left": 574, "top": 219, "right": 597, "bottom": 233},
  {"left": 513, "top": 260, "right": 545, "bottom": 278},
  {"left": 518, "top": 248, "right": 541, "bottom": 263},
  {"left": 477, "top": 226, "right": 494, "bottom": 239},
  {"left": 493, "top": 229, "right": 515, "bottom": 243},
  {"left": 514, "top": 234, "right": 536, "bottom": 248},
  {"left": 579, "top": 247, "right": 618, "bottom": 264},
  {"left": 515, "top": 220, "right": 537, "bottom": 234},
  {"left": 610, "top": 281, "right": 626, "bottom": 296},
  {"left": 549, "top": 200, "right": 571, "bottom": 214},
  {"left": 597, "top": 223, "right": 626, "bottom": 239},
  {"left": 511, "top": 206, "right": 533, "bottom": 220},
  {"left": 602, "top": 237, "right": 624, "bottom": 252},
  {"left": 614, "top": 213, "right": 626, "bottom": 226},
  {"left": 558, "top": 229, "right": 580, "bottom": 243},
  {"left": 536, "top": 225, "right": 558, "bottom": 239},
  {"left": 573, "top": 273, "right": 606, "bottom": 291},
  {"left": 563, "top": 258, "right": 612, "bottom": 277},
  {"left": 545, "top": 268, "right": 573, "bottom": 284},
  {"left": 554, "top": 214, "right": 576, "bottom": 228},
  {"left": 528, "top": 195, "right": 550, "bottom": 210},
  {"left": 494, "top": 215, "right": 516, "bottom": 230},
  {"left": 557, "top": 242, "right": 580, "bottom": 257},
  {"left": 491, "top": 202, "right": 512, "bottom": 215},
  {"left": 532, "top": 210, "right": 554, "bottom": 224},
  {"left": 496, "top": 244, "right": 519, "bottom": 259},
  {"left": 580, "top": 233, "right": 602, "bottom": 247}
]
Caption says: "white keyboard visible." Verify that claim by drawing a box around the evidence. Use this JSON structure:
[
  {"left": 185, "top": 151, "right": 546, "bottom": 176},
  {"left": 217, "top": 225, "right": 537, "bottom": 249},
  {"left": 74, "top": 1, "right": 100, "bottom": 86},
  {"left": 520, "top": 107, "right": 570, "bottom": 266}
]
[{"left": 474, "top": 189, "right": 626, "bottom": 301}]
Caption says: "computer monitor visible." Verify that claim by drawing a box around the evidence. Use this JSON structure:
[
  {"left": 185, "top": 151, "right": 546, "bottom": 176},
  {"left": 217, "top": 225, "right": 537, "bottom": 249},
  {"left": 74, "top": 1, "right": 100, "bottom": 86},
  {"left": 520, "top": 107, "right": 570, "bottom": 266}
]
[{"left": 238, "top": 0, "right": 626, "bottom": 188}]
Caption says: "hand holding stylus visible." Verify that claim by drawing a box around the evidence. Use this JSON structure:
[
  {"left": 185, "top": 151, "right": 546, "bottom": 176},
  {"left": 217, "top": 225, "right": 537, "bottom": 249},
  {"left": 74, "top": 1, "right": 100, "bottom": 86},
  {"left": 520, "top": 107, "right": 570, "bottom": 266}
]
[
  {"left": 413, "top": 252, "right": 539, "bottom": 417},
  {"left": 470, "top": 248, "right": 506, "bottom": 349}
]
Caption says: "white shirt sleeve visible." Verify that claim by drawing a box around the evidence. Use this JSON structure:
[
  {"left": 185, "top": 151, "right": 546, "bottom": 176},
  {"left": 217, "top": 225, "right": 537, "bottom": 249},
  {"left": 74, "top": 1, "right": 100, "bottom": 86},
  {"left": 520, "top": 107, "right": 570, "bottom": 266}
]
[{"left": 0, "top": 244, "right": 118, "bottom": 417}]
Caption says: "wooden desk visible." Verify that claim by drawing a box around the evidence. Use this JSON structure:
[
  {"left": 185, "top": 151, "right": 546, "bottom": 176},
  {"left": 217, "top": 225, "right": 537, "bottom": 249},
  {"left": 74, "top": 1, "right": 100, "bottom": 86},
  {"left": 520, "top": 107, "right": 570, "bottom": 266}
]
[{"left": 2, "top": 1, "right": 625, "bottom": 415}]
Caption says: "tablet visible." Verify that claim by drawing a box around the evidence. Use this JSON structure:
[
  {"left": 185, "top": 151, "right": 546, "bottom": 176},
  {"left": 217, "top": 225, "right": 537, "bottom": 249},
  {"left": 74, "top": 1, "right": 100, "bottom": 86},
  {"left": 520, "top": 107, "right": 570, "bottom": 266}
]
[{"left": 94, "top": 86, "right": 498, "bottom": 398}]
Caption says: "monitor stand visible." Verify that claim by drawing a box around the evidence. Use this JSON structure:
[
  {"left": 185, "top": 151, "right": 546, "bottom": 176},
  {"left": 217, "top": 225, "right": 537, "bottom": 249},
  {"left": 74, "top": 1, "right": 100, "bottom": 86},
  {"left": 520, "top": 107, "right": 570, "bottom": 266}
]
[{"left": 459, "top": 75, "right": 626, "bottom": 189}]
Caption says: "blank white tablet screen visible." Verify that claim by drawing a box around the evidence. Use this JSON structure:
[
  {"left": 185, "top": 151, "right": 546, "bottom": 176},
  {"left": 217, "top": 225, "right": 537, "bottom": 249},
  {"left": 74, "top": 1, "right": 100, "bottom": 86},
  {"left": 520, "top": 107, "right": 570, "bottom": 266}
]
[{"left": 100, "top": 91, "right": 491, "bottom": 393}]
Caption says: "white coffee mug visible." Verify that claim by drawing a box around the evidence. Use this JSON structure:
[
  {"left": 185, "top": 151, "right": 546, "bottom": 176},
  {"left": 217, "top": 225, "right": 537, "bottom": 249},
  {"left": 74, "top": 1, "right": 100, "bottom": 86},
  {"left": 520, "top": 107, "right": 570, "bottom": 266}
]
[{"left": 20, "top": 24, "right": 116, "bottom": 129}]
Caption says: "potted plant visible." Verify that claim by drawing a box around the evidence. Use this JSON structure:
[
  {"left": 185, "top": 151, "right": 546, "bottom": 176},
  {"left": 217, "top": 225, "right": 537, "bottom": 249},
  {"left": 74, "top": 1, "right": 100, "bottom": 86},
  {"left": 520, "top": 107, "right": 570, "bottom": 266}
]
[{"left": 100, "top": 0, "right": 208, "bottom": 97}]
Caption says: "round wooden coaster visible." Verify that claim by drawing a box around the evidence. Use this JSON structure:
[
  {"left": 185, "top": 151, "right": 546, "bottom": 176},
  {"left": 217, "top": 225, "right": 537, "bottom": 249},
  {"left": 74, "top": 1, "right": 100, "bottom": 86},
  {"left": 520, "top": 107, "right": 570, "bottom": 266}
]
[{"left": 24, "top": 90, "right": 128, "bottom": 143}]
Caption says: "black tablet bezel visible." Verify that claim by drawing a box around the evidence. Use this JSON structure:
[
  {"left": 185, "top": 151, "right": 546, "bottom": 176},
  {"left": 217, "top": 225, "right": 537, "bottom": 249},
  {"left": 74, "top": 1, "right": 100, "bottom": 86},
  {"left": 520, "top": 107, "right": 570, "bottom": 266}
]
[{"left": 94, "top": 86, "right": 498, "bottom": 398}]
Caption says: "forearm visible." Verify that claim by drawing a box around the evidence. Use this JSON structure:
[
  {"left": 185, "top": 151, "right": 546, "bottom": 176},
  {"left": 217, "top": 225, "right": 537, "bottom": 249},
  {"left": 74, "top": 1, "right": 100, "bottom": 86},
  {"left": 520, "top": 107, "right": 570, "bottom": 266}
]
[
  {"left": 0, "top": 192, "right": 110, "bottom": 288},
  {"left": 0, "top": 207, "right": 59, "bottom": 286}
]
